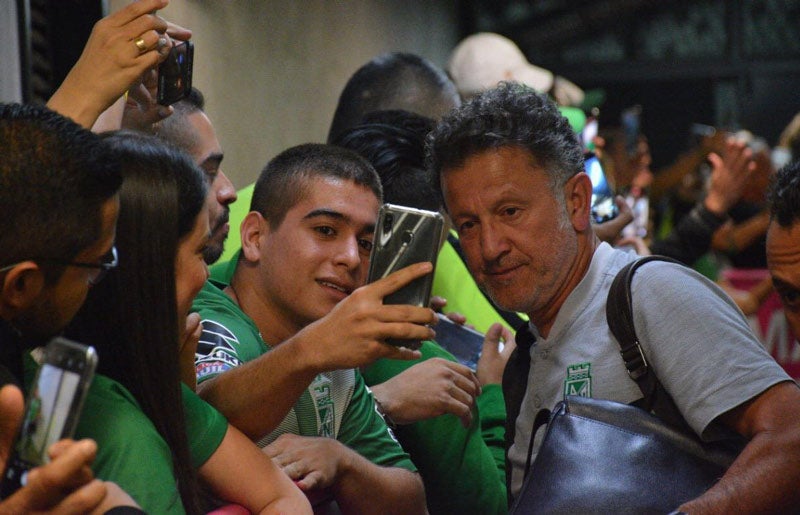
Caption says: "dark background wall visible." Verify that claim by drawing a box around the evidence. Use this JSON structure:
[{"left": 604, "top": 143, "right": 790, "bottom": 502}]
[{"left": 460, "top": 0, "right": 800, "bottom": 169}]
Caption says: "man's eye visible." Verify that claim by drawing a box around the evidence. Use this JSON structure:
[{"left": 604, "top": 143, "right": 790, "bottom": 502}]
[
  {"left": 315, "top": 226, "right": 335, "bottom": 237},
  {"left": 458, "top": 220, "right": 476, "bottom": 234},
  {"left": 780, "top": 289, "right": 800, "bottom": 308},
  {"left": 358, "top": 239, "right": 373, "bottom": 252}
]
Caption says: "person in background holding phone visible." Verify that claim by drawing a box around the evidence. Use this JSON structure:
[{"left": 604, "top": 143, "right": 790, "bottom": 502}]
[
  {"left": 0, "top": 104, "right": 140, "bottom": 513},
  {"left": 193, "top": 144, "right": 429, "bottom": 514},
  {"left": 333, "top": 109, "right": 514, "bottom": 515},
  {"left": 47, "top": 0, "right": 192, "bottom": 131}
]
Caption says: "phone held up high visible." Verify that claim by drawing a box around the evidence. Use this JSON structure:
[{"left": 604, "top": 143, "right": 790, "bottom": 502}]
[
  {"left": 0, "top": 338, "right": 97, "bottom": 498},
  {"left": 157, "top": 40, "right": 194, "bottom": 106},
  {"left": 367, "top": 204, "right": 444, "bottom": 349},
  {"left": 585, "top": 152, "right": 619, "bottom": 224}
]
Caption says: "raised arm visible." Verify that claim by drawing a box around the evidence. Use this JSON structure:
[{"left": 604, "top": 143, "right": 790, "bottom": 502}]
[
  {"left": 197, "top": 262, "right": 436, "bottom": 440},
  {"left": 47, "top": 0, "right": 175, "bottom": 128}
]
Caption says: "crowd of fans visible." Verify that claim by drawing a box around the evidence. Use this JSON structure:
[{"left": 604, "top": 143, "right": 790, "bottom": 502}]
[{"left": 2, "top": 1, "right": 800, "bottom": 513}]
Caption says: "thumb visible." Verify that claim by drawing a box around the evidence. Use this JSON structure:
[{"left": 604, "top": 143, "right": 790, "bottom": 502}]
[
  {"left": 481, "top": 323, "right": 505, "bottom": 357},
  {"left": 0, "top": 384, "right": 25, "bottom": 469}
]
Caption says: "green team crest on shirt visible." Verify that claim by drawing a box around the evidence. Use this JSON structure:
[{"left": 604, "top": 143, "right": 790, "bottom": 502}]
[{"left": 564, "top": 362, "right": 592, "bottom": 398}]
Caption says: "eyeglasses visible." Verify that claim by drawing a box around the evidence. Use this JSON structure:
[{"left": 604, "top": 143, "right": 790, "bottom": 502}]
[{"left": 0, "top": 246, "right": 119, "bottom": 286}]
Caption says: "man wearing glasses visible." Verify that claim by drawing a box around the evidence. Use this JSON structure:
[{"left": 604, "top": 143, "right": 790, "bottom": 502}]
[{"left": 0, "top": 103, "right": 134, "bottom": 512}]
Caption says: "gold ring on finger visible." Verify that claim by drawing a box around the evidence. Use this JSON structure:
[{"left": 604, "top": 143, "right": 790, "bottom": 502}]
[{"left": 134, "top": 37, "right": 147, "bottom": 53}]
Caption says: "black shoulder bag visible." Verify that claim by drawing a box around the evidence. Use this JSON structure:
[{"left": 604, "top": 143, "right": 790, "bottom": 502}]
[{"left": 508, "top": 256, "right": 745, "bottom": 515}]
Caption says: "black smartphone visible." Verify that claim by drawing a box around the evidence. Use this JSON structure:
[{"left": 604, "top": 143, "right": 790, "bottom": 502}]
[
  {"left": 367, "top": 204, "right": 444, "bottom": 348},
  {"left": 0, "top": 338, "right": 97, "bottom": 498},
  {"left": 157, "top": 41, "right": 194, "bottom": 106},
  {"left": 433, "top": 314, "right": 485, "bottom": 371},
  {"left": 585, "top": 152, "right": 619, "bottom": 224}
]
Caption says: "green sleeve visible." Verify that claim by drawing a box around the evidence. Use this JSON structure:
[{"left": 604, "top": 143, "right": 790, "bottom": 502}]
[
  {"left": 362, "top": 342, "right": 507, "bottom": 515},
  {"left": 181, "top": 384, "right": 228, "bottom": 468},
  {"left": 335, "top": 373, "right": 416, "bottom": 472},
  {"left": 76, "top": 375, "right": 186, "bottom": 515},
  {"left": 476, "top": 383, "right": 507, "bottom": 482}
]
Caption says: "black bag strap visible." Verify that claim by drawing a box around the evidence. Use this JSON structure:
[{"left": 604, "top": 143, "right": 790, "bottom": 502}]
[
  {"left": 503, "top": 322, "right": 537, "bottom": 507},
  {"left": 606, "top": 255, "right": 693, "bottom": 432}
]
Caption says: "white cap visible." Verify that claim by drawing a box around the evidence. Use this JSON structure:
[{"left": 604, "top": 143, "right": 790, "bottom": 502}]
[{"left": 449, "top": 32, "right": 585, "bottom": 107}]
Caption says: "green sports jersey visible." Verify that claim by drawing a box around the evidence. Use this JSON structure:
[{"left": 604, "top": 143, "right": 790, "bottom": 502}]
[
  {"left": 363, "top": 342, "right": 507, "bottom": 515},
  {"left": 73, "top": 377, "right": 228, "bottom": 514},
  {"left": 193, "top": 280, "right": 416, "bottom": 471}
]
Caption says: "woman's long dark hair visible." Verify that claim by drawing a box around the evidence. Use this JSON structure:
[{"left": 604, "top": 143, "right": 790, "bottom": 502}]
[{"left": 66, "top": 131, "right": 207, "bottom": 514}]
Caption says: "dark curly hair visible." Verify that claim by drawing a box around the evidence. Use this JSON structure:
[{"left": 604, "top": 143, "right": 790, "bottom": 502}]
[
  {"left": 768, "top": 159, "right": 800, "bottom": 227},
  {"left": 425, "top": 82, "right": 583, "bottom": 209}
]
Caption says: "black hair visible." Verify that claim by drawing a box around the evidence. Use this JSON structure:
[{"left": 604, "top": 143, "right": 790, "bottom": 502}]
[
  {"left": 333, "top": 109, "right": 440, "bottom": 212},
  {"left": 251, "top": 143, "right": 382, "bottom": 229},
  {"left": 0, "top": 103, "right": 122, "bottom": 282},
  {"left": 156, "top": 87, "right": 206, "bottom": 152},
  {"left": 426, "top": 82, "right": 583, "bottom": 209},
  {"left": 768, "top": 159, "right": 800, "bottom": 227},
  {"left": 65, "top": 132, "right": 207, "bottom": 514},
  {"left": 327, "top": 52, "right": 460, "bottom": 143}
]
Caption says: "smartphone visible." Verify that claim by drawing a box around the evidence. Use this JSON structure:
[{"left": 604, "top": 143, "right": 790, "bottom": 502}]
[
  {"left": 433, "top": 314, "right": 485, "bottom": 371},
  {"left": 621, "top": 105, "right": 642, "bottom": 157},
  {"left": 585, "top": 152, "right": 619, "bottom": 224},
  {"left": 157, "top": 41, "right": 194, "bottom": 106},
  {"left": 367, "top": 204, "right": 444, "bottom": 348},
  {"left": 0, "top": 338, "right": 97, "bottom": 498}
]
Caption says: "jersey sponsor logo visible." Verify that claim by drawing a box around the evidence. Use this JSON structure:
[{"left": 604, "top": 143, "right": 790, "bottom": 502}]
[
  {"left": 195, "top": 319, "right": 243, "bottom": 379},
  {"left": 563, "top": 362, "right": 592, "bottom": 398},
  {"left": 310, "top": 375, "right": 334, "bottom": 438}
]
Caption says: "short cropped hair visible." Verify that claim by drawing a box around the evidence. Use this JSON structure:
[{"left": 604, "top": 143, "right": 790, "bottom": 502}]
[
  {"left": 768, "top": 159, "right": 800, "bottom": 227},
  {"left": 251, "top": 143, "right": 383, "bottom": 229},
  {"left": 426, "top": 82, "right": 583, "bottom": 208},
  {"left": 327, "top": 52, "right": 460, "bottom": 143},
  {"left": 155, "top": 87, "right": 206, "bottom": 152},
  {"left": 0, "top": 103, "right": 122, "bottom": 281},
  {"left": 333, "top": 109, "right": 439, "bottom": 212}
]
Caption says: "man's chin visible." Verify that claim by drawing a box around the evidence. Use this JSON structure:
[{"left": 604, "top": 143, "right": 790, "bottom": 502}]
[{"left": 202, "top": 243, "right": 225, "bottom": 265}]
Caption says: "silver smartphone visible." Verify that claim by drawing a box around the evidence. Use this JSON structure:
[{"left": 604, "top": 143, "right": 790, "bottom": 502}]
[
  {"left": 0, "top": 338, "right": 97, "bottom": 498},
  {"left": 367, "top": 204, "right": 444, "bottom": 348}
]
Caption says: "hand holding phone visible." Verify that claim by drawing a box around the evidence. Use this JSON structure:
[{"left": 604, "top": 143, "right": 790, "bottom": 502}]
[
  {"left": 157, "top": 41, "right": 194, "bottom": 106},
  {"left": 0, "top": 338, "right": 96, "bottom": 498},
  {"left": 432, "top": 314, "right": 486, "bottom": 371},
  {"left": 367, "top": 204, "right": 444, "bottom": 348}
]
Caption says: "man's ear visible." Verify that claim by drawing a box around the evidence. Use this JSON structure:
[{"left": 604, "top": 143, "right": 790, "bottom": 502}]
[
  {"left": 240, "top": 212, "right": 268, "bottom": 263},
  {"left": 0, "top": 262, "right": 45, "bottom": 318},
  {"left": 564, "top": 171, "right": 593, "bottom": 232}
]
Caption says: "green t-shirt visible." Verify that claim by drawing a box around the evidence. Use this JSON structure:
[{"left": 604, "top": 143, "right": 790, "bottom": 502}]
[
  {"left": 193, "top": 280, "right": 416, "bottom": 471},
  {"left": 74, "top": 376, "right": 228, "bottom": 514},
  {"left": 362, "top": 341, "right": 507, "bottom": 515}
]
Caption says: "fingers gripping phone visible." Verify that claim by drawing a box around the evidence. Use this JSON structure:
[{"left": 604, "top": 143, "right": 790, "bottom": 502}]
[
  {"left": 157, "top": 41, "right": 194, "bottom": 106},
  {"left": 585, "top": 152, "right": 619, "bottom": 224},
  {"left": 0, "top": 338, "right": 97, "bottom": 498},
  {"left": 433, "top": 314, "right": 485, "bottom": 371},
  {"left": 367, "top": 204, "right": 444, "bottom": 348}
]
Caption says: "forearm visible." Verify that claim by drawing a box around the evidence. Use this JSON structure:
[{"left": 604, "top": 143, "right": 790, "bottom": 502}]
[
  {"left": 47, "top": 84, "right": 111, "bottom": 129},
  {"left": 197, "top": 343, "right": 319, "bottom": 440},
  {"left": 650, "top": 203, "right": 727, "bottom": 265},
  {"left": 680, "top": 428, "right": 800, "bottom": 514},
  {"left": 334, "top": 454, "right": 427, "bottom": 515}
]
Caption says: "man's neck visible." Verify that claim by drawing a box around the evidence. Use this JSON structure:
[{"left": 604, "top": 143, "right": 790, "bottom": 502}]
[{"left": 226, "top": 275, "right": 304, "bottom": 347}]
